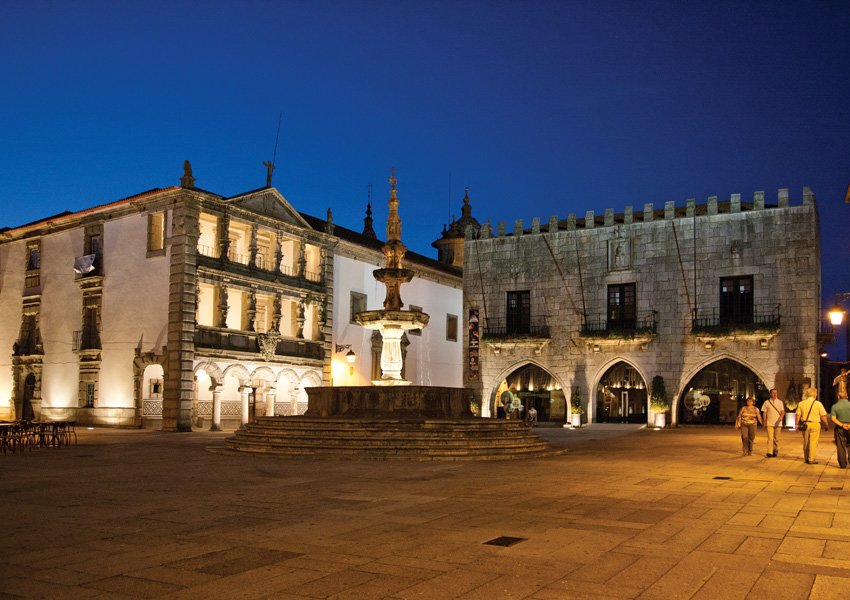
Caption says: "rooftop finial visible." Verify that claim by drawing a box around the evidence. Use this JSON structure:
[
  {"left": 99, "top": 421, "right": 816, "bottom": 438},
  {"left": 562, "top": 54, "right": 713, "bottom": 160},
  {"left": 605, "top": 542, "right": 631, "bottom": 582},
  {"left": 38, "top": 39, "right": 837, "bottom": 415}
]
[
  {"left": 180, "top": 160, "right": 195, "bottom": 188},
  {"left": 362, "top": 192, "right": 376, "bottom": 239}
]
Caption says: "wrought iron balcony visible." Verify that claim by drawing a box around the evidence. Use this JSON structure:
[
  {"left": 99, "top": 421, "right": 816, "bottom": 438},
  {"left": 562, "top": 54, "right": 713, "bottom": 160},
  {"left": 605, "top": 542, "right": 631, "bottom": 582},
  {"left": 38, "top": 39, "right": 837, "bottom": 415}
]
[
  {"left": 691, "top": 304, "right": 781, "bottom": 336},
  {"left": 482, "top": 318, "right": 550, "bottom": 341},
  {"left": 13, "top": 337, "right": 43, "bottom": 356},
  {"left": 580, "top": 311, "right": 658, "bottom": 339},
  {"left": 194, "top": 326, "right": 323, "bottom": 360},
  {"left": 72, "top": 330, "right": 101, "bottom": 352}
]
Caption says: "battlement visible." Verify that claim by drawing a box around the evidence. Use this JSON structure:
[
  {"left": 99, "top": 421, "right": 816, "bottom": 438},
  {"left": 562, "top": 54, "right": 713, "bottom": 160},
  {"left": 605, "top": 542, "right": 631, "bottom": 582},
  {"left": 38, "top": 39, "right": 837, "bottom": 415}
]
[{"left": 468, "top": 187, "right": 814, "bottom": 239}]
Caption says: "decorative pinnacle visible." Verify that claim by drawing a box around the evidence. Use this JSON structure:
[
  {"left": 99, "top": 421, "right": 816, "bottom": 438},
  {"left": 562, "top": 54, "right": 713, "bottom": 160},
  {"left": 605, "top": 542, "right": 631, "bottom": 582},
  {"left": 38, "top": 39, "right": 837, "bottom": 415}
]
[{"left": 386, "top": 166, "right": 402, "bottom": 243}]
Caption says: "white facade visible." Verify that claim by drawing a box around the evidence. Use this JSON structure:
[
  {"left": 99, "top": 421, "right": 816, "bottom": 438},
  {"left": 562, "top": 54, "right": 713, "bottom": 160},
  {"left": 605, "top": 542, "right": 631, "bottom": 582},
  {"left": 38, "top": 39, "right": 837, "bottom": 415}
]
[{"left": 0, "top": 171, "right": 463, "bottom": 428}]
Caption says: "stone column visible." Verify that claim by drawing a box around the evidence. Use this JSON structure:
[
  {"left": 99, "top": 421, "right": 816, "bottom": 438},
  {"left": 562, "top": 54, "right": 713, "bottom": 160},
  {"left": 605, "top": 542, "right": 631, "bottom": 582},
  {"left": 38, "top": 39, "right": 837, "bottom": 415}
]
[
  {"left": 275, "top": 233, "right": 284, "bottom": 273},
  {"left": 217, "top": 286, "right": 229, "bottom": 328},
  {"left": 265, "top": 386, "right": 276, "bottom": 417},
  {"left": 249, "top": 224, "right": 258, "bottom": 268},
  {"left": 272, "top": 293, "right": 282, "bottom": 332},
  {"left": 296, "top": 300, "right": 306, "bottom": 339},
  {"left": 162, "top": 193, "right": 200, "bottom": 432},
  {"left": 218, "top": 213, "right": 230, "bottom": 262},
  {"left": 210, "top": 385, "right": 222, "bottom": 431},
  {"left": 240, "top": 385, "right": 250, "bottom": 426},
  {"left": 297, "top": 240, "right": 306, "bottom": 278},
  {"left": 247, "top": 290, "right": 257, "bottom": 332}
]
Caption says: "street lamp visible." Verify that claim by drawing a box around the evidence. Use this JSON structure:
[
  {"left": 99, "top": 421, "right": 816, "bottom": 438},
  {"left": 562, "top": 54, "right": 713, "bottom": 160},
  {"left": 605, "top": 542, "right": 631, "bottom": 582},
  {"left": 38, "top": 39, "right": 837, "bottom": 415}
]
[
  {"left": 827, "top": 294, "right": 850, "bottom": 362},
  {"left": 335, "top": 344, "right": 357, "bottom": 376}
]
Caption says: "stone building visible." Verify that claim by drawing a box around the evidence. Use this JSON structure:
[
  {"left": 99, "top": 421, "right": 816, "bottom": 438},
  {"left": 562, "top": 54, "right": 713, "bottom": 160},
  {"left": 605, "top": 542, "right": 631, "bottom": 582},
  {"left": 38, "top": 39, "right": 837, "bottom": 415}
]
[
  {"left": 463, "top": 188, "right": 825, "bottom": 426},
  {"left": 0, "top": 164, "right": 462, "bottom": 428}
]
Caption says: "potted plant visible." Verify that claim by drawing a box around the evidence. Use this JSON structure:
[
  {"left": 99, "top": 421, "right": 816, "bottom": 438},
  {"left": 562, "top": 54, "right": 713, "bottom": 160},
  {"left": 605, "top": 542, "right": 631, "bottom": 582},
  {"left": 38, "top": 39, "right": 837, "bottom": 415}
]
[
  {"left": 650, "top": 375, "right": 670, "bottom": 428},
  {"left": 570, "top": 387, "right": 584, "bottom": 428}
]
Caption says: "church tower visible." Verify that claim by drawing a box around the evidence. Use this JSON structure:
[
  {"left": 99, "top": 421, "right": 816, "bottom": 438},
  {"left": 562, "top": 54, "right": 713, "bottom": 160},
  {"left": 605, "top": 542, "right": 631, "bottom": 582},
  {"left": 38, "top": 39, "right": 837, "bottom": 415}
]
[{"left": 431, "top": 188, "right": 480, "bottom": 268}]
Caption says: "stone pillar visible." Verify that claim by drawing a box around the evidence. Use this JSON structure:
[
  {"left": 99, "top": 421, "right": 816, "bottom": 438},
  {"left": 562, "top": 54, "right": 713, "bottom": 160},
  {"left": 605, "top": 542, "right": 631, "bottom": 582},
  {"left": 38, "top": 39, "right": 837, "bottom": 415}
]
[
  {"left": 275, "top": 232, "right": 284, "bottom": 273},
  {"left": 548, "top": 216, "right": 559, "bottom": 232},
  {"left": 643, "top": 204, "right": 653, "bottom": 222},
  {"left": 624, "top": 206, "right": 633, "bottom": 224},
  {"left": 296, "top": 300, "right": 306, "bottom": 339},
  {"left": 708, "top": 196, "right": 718, "bottom": 216},
  {"left": 531, "top": 217, "right": 540, "bottom": 234},
  {"left": 272, "top": 293, "right": 282, "bottom": 332},
  {"left": 162, "top": 193, "right": 200, "bottom": 432},
  {"left": 217, "top": 286, "right": 229, "bottom": 328},
  {"left": 584, "top": 211, "right": 595, "bottom": 228},
  {"left": 210, "top": 385, "right": 222, "bottom": 431},
  {"left": 218, "top": 213, "right": 230, "bottom": 262},
  {"left": 497, "top": 221, "right": 506, "bottom": 237},
  {"left": 240, "top": 385, "right": 250, "bottom": 426},
  {"left": 514, "top": 219, "right": 523, "bottom": 236},
  {"left": 297, "top": 240, "right": 306, "bottom": 278},
  {"left": 778, "top": 188, "right": 789, "bottom": 208},
  {"left": 249, "top": 224, "right": 258, "bottom": 268},
  {"left": 686, "top": 199, "right": 695, "bottom": 218},
  {"left": 604, "top": 208, "right": 614, "bottom": 226},
  {"left": 265, "top": 386, "right": 276, "bottom": 417},
  {"left": 664, "top": 201, "right": 675, "bottom": 220},
  {"left": 754, "top": 191, "right": 765, "bottom": 210},
  {"left": 567, "top": 214, "right": 576, "bottom": 230},
  {"left": 247, "top": 290, "right": 257, "bottom": 332}
]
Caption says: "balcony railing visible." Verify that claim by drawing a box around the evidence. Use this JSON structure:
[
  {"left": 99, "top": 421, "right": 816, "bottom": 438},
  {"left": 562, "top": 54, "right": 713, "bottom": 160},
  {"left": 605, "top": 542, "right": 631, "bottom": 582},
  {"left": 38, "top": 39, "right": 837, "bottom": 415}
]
[
  {"left": 580, "top": 310, "right": 658, "bottom": 339},
  {"left": 194, "top": 326, "right": 323, "bottom": 360},
  {"left": 197, "top": 244, "right": 220, "bottom": 259},
  {"left": 482, "top": 318, "right": 550, "bottom": 341},
  {"left": 227, "top": 249, "right": 251, "bottom": 266},
  {"left": 13, "top": 337, "right": 43, "bottom": 356},
  {"left": 72, "top": 330, "right": 101, "bottom": 352},
  {"left": 691, "top": 304, "right": 781, "bottom": 336}
]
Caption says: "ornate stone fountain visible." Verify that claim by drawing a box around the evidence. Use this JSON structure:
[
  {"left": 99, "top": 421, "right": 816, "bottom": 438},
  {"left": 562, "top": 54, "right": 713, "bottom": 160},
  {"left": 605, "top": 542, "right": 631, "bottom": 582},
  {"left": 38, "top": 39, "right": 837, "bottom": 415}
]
[
  {"left": 354, "top": 168, "right": 429, "bottom": 385},
  {"left": 223, "top": 169, "right": 559, "bottom": 459}
]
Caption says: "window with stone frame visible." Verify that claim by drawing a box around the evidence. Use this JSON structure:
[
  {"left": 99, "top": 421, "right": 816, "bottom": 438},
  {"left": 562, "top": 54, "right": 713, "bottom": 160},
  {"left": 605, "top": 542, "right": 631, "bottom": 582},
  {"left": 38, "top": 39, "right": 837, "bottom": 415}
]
[
  {"left": 84, "top": 383, "right": 95, "bottom": 408},
  {"left": 607, "top": 283, "right": 636, "bottom": 330},
  {"left": 446, "top": 314, "right": 458, "bottom": 342},
  {"left": 25, "top": 241, "right": 41, "bottom": 288},
  {"left": 350, "top": 291, "right": 367, "bottom": 324},
  {"left": 506, "top": 290, "right": 531, "bottom": 335},
  {"left": 147, "top": 211, "right": 167, "bottom": 254},
  {"left": 719, "top": 275, "right": 754, "bottom": 324},
  {"left": 149, "top": 379, "right": 163, "bottom": 398}
]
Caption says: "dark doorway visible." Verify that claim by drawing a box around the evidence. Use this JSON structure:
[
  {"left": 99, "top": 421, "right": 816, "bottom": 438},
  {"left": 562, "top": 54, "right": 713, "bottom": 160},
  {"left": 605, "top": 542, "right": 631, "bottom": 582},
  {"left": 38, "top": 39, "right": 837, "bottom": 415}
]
[
  {"left": 679, "top": 359, "right": 767, "bottom": 424},
  {"left": 22, "top": 373, "right": 36, "bottom": 421},
  {"left": 596, "top": 362, "right": 647, "bottom": 423}
]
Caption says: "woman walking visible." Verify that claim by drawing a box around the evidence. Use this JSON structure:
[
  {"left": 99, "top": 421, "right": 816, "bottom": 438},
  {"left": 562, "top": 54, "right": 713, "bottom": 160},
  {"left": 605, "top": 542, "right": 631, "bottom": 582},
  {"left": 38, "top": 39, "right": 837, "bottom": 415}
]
[{"left": 736, "top": 397, "right": 763, "bottom": 456}]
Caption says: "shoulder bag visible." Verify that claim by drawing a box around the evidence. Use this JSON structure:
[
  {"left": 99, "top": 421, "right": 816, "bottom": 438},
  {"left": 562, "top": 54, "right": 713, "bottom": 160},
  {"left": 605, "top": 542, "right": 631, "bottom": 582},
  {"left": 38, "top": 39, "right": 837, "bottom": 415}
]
[{"left": 799, "top": 401, "right": 814, "bottom": 432}]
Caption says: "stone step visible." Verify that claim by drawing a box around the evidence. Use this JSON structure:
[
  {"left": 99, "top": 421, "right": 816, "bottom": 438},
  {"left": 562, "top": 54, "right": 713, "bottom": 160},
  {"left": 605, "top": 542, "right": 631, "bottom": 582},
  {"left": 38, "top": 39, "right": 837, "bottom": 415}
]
[{"left": 222, "top": 416, "right": 560, "bottom": 461}]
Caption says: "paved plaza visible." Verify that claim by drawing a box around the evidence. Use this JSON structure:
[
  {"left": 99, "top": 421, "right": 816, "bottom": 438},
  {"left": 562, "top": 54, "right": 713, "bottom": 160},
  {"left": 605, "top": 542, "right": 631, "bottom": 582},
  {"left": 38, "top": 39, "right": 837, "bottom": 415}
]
[{"left": 2, "top": 424, "right": 849, "bottom": 599}]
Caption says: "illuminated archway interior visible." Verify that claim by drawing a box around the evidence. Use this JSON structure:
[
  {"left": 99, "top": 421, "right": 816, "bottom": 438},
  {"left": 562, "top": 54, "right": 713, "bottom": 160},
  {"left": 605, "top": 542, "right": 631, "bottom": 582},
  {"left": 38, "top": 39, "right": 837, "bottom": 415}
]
[
  {"left": 679, "top": 359, "right": 767, "bottom": 425},
  {"left": 596, "top": 362, "right": 647, "bottom": 423},
  {"left": 493, "top": 364, "right": 565, "bottom": 422}
]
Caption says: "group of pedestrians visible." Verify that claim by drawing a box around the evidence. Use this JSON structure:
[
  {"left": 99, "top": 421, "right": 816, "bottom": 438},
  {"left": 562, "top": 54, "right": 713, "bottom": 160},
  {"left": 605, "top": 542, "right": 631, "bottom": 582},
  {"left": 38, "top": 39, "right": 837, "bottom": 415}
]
[{"left": 735, "top": 386, "right": 850, "bottom": 468}]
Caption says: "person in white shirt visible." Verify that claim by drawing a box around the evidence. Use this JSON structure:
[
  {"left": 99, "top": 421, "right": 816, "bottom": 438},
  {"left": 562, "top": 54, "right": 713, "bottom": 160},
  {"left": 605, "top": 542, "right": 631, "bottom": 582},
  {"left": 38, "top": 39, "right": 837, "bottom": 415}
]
[{"left": 761, "top": 388, "right": 785, "bottom": 458}]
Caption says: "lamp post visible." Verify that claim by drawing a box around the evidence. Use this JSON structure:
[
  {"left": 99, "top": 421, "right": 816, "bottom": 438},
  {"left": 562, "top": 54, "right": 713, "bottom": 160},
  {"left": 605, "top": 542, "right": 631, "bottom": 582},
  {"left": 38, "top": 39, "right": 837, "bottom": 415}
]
[{"left": 828, "top": 296, "right": 850, "bottom": 362}]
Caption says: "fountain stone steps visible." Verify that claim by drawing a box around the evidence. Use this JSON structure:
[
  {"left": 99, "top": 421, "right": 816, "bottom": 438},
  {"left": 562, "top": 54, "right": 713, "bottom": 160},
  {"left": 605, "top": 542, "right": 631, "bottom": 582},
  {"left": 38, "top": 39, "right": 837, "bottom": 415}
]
[{"left": 224, "top": 416, "right": 562, "bottom": 461}]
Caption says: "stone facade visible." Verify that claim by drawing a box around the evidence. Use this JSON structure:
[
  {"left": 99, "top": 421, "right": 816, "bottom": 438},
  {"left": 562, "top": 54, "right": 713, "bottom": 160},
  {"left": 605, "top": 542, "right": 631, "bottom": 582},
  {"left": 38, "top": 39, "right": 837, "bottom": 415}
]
[{"left": 463, "top": 188, "right": 823, "bottom": 425}]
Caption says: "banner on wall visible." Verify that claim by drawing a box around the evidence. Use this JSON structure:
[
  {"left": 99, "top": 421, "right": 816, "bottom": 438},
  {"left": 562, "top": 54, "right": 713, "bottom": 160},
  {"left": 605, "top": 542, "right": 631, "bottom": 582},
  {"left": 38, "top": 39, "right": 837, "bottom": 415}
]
[{"left": 468, "top": 308, "right": 479, "bottom": 378}]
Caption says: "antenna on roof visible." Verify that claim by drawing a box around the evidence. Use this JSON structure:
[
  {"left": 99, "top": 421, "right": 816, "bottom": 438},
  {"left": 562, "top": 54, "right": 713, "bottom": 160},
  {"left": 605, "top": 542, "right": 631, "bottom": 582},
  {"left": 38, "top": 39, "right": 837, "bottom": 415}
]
[{"left": 263, "top": 111, "right": 283, "bottom": 187}]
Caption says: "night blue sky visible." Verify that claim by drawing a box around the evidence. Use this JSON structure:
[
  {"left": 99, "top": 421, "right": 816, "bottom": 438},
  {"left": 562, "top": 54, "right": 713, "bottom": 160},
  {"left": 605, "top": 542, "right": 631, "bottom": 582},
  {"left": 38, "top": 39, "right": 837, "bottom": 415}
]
[{"left": 2, "top": 1, "right": 849, "bottom": 355}]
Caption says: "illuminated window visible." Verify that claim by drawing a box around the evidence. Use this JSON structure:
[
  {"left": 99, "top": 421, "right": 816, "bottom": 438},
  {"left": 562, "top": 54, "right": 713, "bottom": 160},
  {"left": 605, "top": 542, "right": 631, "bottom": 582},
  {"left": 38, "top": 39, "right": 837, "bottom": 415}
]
[{"left": 147, "top": 211, "right": 166, "bottom": 253}]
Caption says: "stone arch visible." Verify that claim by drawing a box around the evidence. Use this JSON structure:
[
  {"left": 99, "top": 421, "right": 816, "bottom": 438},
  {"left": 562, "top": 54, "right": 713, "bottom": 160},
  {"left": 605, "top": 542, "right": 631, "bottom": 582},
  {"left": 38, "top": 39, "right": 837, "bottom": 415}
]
[
  {"left": 251, "top": 366, "right": 276, "bottom": 383},
  {"left": 591, "top": 358, "right": 651, "bottom": 424},
  {"left": 275, "top": 369, "right": 300, "bottom": 416},
  {"left": 485, "top": 359, "right": 565, "bottom": 421},
  {"left": 221, "top": 363, "right": 250, "bottom": 385},
  {"left": 133, "top": 352, "right": 165, "bottom": 418},
  {"left": 194, "top": 360, "right": 224, "bottom": 386},
  {"left": 671, "top": 353, "right": 768, "bottom": 423},
  {"left": 296, "top": 370, "right": 322, "bottom": 415}
]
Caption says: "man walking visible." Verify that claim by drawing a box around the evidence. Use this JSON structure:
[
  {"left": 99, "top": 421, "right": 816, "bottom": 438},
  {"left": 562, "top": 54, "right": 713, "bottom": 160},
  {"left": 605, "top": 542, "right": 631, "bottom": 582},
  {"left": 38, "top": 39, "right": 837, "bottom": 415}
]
[
  {"left": 762, "top": 388, "right": 785, "bottom": 457},
  {"left": 830, "top": 392, "right": 850, "bottom": 469},
  {"left": 796, "top": 387, "right": 829, "bottom": 464}
]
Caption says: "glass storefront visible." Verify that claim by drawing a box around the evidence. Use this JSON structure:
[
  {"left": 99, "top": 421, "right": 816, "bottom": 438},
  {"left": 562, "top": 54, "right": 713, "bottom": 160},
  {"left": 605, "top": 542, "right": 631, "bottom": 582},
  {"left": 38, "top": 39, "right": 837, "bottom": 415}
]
[
  {"left": 596, "top": 362, "right": 647, "bottom": 423},
  {"left": 678, "top": 359, "right": 767, "bottom": 424},
  {"left": 493, "top": 364, "right": 566, "bottom": 423}
]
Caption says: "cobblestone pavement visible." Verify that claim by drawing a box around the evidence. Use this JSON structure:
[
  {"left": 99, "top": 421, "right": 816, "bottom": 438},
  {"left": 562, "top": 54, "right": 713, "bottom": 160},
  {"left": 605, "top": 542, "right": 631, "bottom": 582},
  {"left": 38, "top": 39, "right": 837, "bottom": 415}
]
[{"left": 2, "top": 424, "right": 849, "bottom": 599}]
